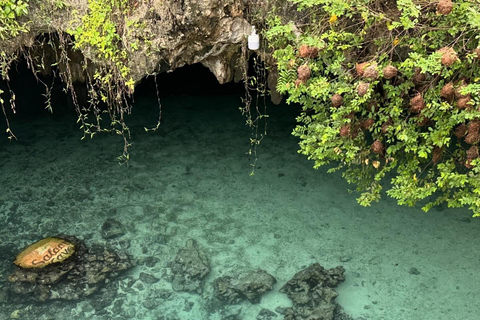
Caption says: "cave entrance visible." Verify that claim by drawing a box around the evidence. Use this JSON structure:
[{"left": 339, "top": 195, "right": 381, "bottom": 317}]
[
  {"left": 0, "top": 43, "right": 274, "bottom": 130},
  {"left": 1, "top": 59, "right": 247, "bottom": 119},
  {"left": 134, "top": 63, "right": 245, "bottom": 99},
  {"left": 0, "top": 46, "right": 284, "bottom": 166}
]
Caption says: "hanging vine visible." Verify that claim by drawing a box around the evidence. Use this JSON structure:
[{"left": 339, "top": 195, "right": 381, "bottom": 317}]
[{"left": 0, "top": 0, "right": 30, "bottom": 141}]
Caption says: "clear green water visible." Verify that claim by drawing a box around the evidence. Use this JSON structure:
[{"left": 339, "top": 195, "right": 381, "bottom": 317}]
[{"left": 0, "top": 81, "right": 478, "bottom": 320}]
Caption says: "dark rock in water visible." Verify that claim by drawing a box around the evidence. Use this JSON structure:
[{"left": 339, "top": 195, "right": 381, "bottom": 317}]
[
  {"left": 256, "top": 308, "right": 277, "bottom": 320},
  {"left": 279, "top": 263, "right": 346, "bottom": 320},
  {"left": 101, "top": 218, "right": 126, "bottom": 239},
  {"left": 169, "top": 239, "right": 210, "bottom": 294},
  {"left": 334, "top": 306, "right": 357, "bottom": 320},
  {"left": 8, "top": 235, "right": 133, "bottom": 301},
  {"left": 214, "top": 269, "right": 276, "bottom": 304},
  {"left": 409, "top": 267, "right": 421, "bottom": 275},
  {"left": 143, "top": 256, "right": 160, "bottom": 268},
  {"left": 139, "top": 272, "right": 160, "bottom": 284}
]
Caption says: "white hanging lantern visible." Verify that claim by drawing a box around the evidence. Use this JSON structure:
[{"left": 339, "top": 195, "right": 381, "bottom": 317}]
[{"left": 248, "top": 26, "right": 259, "bottom": 50}]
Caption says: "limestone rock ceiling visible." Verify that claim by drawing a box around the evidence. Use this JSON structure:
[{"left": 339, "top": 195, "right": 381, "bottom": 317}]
[
  {"left": 3, "top": 0, "right": 253, "bottom": 85},
  {"left": 129, "top": 0, "right": 251, "bottom": 84}
]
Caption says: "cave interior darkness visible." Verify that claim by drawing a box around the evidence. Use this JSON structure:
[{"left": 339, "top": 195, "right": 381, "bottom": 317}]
[
  {"left": 1, "top": 56, "right": 251, "bottom": 121},
  {"left": 0, "top": 49, "right": 296, "bottom": 160}
]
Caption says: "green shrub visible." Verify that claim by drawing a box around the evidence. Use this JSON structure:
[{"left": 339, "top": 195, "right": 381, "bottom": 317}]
[
  {"left": 0, "top": 0, "right": 29, "bottom": 40},
  {"left": 265, "top": 0, "right": 480, "bottom": 216}
]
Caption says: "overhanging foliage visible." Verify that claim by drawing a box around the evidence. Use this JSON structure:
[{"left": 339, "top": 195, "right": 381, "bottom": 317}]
[{"left": 265, "top": 0, "right": 480, "bottom": 216}]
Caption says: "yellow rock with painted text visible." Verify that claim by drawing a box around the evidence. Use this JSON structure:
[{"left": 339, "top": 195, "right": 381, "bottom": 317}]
[{"left": 14, "top": 237, "right": 75, "bottom": 269}]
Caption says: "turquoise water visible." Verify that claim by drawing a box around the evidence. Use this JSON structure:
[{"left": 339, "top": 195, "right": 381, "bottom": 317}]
[{"left": 0, "top": 70, "right": 479, "bottom": 319}]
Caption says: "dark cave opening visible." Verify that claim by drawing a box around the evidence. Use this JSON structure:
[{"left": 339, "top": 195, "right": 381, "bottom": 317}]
[
  {"left": 133, "top": 63, "right": 245, "bottom": 100},
  {"left": 0, "top": 50, "right": 283, "bottom": 147},
  {"left": 1, "top": 58, "right": 249, "bottom": 121}
]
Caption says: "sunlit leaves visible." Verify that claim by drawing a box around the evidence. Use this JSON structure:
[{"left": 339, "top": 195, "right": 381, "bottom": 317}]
[
  {"left": 266, "top": 0, "right": 480, "bottom": 216},
  {"left": 0, "top": 0, "right": 29, "bottom": 40}
]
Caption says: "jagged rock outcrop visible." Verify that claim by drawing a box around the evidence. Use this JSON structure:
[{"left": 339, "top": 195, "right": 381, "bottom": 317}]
[
  {"left": 125, "top": 0, "right": 251, "bottom": 84},
  {"left": 3, "top": 1, "right": 254, "bottom": 83},
  {"left": 0, "top": 0, "right": 302, "bottom": 103}
]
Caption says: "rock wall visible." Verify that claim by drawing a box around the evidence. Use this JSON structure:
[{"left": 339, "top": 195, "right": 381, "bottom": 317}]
[
  {"left": 0, "top": 0, "right": 298, "bottom": 103},
  {"left": 3, "top": 0, "right": 269, "bottom": 84},
  {"left": 125, "top": 0, "right": 251, "bottom": 84}
]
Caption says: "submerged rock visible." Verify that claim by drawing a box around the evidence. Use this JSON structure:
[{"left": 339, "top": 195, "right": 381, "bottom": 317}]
[
  {"left": 213, "top": 269, "right": 276, "bottom": 304},
  {"left": 8, "top": 235, "right": 133, "bottom": 301},
  {"left": 256, "top": 308, "right": 278, "bottom": 320},
  {"left": 279, "top": 263, "right": 345, "bottom": 320},
  {"left": 169, "top": 239, "right": 210, "bottom": 294},
  {"left": 101, "top": 218, "right": 127, "bottom": 239}
]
